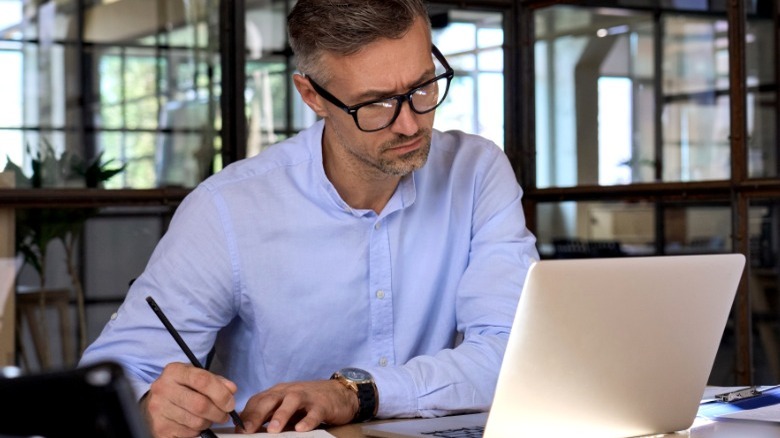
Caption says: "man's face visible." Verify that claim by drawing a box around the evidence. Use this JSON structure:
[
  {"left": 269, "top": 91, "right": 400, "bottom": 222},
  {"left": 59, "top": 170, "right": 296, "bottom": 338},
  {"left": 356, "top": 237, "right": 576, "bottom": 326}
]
[{"left": 315, "top": 18, "right": 437, "bottom": 178}]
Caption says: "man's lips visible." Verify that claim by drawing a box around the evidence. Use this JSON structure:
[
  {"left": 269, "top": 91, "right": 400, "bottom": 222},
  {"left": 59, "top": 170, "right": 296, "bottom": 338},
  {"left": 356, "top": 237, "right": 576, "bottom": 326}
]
[{"left": 386, "top": 137, "right": 423, "bottom": 154}]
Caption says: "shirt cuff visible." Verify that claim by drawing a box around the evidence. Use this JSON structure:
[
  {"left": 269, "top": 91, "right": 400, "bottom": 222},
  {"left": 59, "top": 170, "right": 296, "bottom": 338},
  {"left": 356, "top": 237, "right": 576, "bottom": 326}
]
[{"left": 366, "top": 365, "right": 418, "bottom": 418}]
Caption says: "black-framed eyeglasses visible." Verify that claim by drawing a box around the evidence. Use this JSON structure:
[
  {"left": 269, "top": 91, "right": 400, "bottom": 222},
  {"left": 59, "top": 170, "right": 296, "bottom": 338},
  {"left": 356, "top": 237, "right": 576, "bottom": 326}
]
[{"left": 306, "top": 45, "right": 455, "bottom": 132}]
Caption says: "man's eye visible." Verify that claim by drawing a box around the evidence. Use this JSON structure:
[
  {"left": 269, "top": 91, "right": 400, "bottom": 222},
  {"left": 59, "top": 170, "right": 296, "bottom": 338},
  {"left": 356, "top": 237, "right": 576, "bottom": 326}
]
[{"left": 370, "top": 100, "right": 394, "bottom": 109}]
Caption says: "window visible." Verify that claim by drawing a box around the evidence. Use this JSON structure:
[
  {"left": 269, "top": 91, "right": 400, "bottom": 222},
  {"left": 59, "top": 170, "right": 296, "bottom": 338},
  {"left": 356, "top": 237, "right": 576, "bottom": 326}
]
[
  {"left": 433, "top": 10, "right": 504, "bottom": 149},
  {"left": 522, "top": 0, "right": 780, "bottom": 385},
  {"left": 0, "top": 0, "right": 511, "bottom": 370},
  {"left": 0, "top": 0, "right": 222, "bottom": 189}
]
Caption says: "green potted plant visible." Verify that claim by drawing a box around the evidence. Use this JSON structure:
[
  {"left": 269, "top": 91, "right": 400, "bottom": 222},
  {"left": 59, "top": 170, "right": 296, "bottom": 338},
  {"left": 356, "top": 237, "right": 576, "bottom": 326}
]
[{"left": 4, "top": 142, "right": 125, "bottom": 362}]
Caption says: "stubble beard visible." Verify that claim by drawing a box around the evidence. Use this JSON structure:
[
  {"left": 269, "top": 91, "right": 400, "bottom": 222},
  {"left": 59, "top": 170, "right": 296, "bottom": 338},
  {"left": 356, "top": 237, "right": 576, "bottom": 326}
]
[{"left": 357, "top": 129, "right": 432, "bottom": 177}]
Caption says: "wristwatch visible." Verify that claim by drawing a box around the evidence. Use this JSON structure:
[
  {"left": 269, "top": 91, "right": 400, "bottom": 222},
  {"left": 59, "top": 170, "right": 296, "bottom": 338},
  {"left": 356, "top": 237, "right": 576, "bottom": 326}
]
[{"left": 331, "top": 367, "right": 378, "bottom": 423}]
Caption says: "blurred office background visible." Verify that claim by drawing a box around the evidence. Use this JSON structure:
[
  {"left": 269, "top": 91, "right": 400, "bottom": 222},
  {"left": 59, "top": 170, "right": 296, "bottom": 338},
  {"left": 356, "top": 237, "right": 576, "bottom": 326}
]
[{"left": 0, "top": 0, "right": 778, "bottom": 387}]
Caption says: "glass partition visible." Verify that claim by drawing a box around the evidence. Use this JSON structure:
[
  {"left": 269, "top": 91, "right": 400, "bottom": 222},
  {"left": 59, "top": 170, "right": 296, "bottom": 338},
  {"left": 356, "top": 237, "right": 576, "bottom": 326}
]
[
  {"left": 662, "top": 15, "right": 730, "bottom": 182},
  {"left": 748, "top": 201, "right": 780, "bottom": 383},
  {"left": 536, "top": 201, "right": 656, "bottom": 258},
  {"left": 0, "top": 0, "right": 222, "bottom": 189},
  {"left": 527, "top": 0, "right": 780, "bottom": 386},
  {"left": 534, "top": 5, "right": 740, "bottom": 188},
  {"left": 746, "top": 14, "right": 777, "bottom": 178},
  {"left": 535, "top": 200, "right": 731, "bottom": 259},
  {"left": 433, "top": 10, "right": 504, "bottom": 149},
  {"left": 1, "top": 0, "right": 511, "bottom": 371},
  {"left": 0, "top": 1, "right": 508, "bottom": 183}
]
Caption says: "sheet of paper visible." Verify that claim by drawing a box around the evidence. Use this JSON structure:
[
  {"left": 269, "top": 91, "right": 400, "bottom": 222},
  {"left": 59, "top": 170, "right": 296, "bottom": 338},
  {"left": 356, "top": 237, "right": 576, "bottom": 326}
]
[
  {"left": 720, "top": 403, "right": 780, "bottom": 422},
  {"left": 216, "top": 430, "right": 334, "bottom": 438}
]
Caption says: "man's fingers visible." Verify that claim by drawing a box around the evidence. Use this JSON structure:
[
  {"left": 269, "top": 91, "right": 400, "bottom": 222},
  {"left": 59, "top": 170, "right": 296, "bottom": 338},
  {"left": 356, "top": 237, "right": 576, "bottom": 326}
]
[
  {"left": 294, "top": 407, "right": 327, "bottom": 432},
  {"left": 217, "top": 375, "right": 239, "bottom": 394},
  {"left": 149, "top": 373, "right": 229, "bottom": 425},
  {"left": 170, "top": 387, "right": 231, "bottom": 424},
  {"left": 145, "top": 389, "right": 209, "bottom": 438},
  {"left": 161, "top": 363, "right": 236, "bottom": 421},
  {"left": 145, "top": 363, "right": 237, "bottom": 437},
  {"left": 241, "top": 380, "right": 358, "bottom": 433},
  {"left": 160, "top": 400, "right": 213, "bottom": 434},
  {"left": 266, "top": 393, "right": 305, "bottom": 433},
  {"left": 178, "top": 365, "right": 237, "bottom": 413},
  {"left": 241, "top": 390, "right": 283, "bottom": 432}
]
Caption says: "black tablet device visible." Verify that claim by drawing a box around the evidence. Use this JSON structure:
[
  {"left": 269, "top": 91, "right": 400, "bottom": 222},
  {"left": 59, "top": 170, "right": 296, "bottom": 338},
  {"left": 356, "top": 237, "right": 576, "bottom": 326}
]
[{"left": 0, "top": 361, "right": 151, "bottom": 438}]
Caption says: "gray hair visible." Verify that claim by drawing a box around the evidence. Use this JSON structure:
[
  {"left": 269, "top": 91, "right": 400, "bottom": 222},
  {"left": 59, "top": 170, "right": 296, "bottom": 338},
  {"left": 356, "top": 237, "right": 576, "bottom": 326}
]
[{"left": 288, "top": 0, "right": 431, "bottom": 83}]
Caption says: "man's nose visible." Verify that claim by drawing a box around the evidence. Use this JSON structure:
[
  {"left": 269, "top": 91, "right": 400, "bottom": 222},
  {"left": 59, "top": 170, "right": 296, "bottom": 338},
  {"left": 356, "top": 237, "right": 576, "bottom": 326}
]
[{"left": 390, "top": 100, "right": 420, "bottom": 136}]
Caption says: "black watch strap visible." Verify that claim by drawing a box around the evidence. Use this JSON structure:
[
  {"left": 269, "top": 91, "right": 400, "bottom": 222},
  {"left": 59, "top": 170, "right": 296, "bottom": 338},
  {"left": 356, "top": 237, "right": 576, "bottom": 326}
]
[
  {"left": 331, "top": 369, "right": 378, "bottom": 423},
  {"left": 353, "top": 381, "right": 377, "bottom": 423}
]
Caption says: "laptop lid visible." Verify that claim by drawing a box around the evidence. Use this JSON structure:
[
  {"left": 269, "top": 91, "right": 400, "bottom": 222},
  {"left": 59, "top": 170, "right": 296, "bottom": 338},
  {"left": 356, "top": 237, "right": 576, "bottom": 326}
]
[
  {"left": 486, "top": 253, "right": 744, "bottom": 437},
  {"left": 363, "top": 254, "right": 744, "bottom": 438},
  {"left": 0, "top": 361, "right": 152, "bottom": 438}
]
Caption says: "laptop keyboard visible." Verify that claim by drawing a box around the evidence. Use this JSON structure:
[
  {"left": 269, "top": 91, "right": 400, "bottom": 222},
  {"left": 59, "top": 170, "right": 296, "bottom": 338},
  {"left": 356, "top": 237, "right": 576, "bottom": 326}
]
[{"left": 421, "top": 426, "right": 485, "bottom": 438}]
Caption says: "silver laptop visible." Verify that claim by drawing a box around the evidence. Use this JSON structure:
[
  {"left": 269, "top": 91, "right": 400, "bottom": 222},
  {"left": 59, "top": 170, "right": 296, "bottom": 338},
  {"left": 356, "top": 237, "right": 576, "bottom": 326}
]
[{"left": 363, "top": 254, "right": 745, "bottom": 438}]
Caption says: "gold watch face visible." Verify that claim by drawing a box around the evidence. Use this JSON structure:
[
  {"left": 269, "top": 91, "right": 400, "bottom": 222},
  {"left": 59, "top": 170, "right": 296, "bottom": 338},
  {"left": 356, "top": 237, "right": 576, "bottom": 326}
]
[{"left": 339, "top": 367, "right": 372, "bottom": 383}]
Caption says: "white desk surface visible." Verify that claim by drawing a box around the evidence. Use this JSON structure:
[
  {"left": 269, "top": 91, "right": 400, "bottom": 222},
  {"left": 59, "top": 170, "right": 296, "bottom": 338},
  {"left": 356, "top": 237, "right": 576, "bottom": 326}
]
[
  {"left": 684, "top": 418, "right": 780, "bottom": 437},
  {"left": 325, "top": 420, "right": 780, "bottom": 437},
  {"left": 217, "top": 387, "right": 780, "bottom": 437},
  {"left": 212, "top": 415, "right": 780, "bottom": 438},
  {"left": 325, "top": 386, "right": 780, "bottom": 438},
  {"left": 324, "top": 418, "right": 780, "bottom": 438}
]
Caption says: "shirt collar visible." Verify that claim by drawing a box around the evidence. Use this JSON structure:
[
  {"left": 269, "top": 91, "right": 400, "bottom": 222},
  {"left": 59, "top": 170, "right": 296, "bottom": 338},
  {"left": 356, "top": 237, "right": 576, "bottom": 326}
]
[{"left": 307, "top": 120, "right": 418, "bottom": 217}]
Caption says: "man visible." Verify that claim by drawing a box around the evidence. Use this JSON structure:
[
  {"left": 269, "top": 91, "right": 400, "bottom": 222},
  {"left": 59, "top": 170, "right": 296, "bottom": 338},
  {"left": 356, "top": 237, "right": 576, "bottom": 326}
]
[{"left": 80, "top": 0, "right": 538, "bottom": 436}]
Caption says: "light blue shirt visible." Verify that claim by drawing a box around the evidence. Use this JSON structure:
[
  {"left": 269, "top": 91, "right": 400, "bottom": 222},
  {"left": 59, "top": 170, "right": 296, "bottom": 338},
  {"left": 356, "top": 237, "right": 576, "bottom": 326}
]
[{"left": 80, "top": 120, "right": 538, "bottom": 419}]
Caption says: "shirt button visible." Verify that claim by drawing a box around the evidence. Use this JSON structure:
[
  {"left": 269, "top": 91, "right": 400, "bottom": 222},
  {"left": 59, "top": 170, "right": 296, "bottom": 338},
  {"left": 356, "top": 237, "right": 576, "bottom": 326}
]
[
  {"left": 376, "top": 289, "right": 385, "bottom": 299},
  {"left": 110, "top": 312, "right": 118, "bottom": 320},
  {"left": 374, "top": 222, "right": 381, "bottom": 230},
  {"left": 379, "top": 357, "right": 388, "bottom": 367}
]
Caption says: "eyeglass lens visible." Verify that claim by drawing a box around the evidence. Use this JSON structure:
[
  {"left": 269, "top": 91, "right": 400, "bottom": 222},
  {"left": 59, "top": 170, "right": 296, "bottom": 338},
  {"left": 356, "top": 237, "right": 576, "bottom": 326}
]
[{"left": 356, "top": 75, "right": 449, "bottom": 131}]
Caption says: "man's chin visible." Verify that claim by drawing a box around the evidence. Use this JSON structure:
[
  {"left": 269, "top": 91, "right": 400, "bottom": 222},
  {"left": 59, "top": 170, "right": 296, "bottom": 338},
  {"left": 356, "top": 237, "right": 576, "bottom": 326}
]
[{"left": 382, "top": 143, "right": 430, "bottom": 176}]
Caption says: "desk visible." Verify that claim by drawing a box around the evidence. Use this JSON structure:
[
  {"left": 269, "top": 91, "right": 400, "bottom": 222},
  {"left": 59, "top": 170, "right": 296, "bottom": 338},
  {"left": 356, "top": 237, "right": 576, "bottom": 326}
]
[
  {"left": 214, "top": 388, "right": 780, "bottom": 437},
  {"left": 322, "top": 416, "right": 780, "bottom": 438},
  {"left": 684, "top": 419, "right": 780, "bottom": 437}
]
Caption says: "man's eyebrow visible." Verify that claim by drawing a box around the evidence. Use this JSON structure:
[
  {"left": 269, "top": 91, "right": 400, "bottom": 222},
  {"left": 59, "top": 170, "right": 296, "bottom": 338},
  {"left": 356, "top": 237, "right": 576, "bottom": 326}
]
[{"left": 352, "top": 67, "right": 437, "bottom": 102}]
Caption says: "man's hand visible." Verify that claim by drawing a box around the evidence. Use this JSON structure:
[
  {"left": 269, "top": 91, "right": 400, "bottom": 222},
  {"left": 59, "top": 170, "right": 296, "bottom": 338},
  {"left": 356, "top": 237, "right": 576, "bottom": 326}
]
[
  {"left": 141, "top": 362, "right": 239, "bottom": 438},
  {"left": 240, "top": 379, "right": 358, "bottom": 433}
]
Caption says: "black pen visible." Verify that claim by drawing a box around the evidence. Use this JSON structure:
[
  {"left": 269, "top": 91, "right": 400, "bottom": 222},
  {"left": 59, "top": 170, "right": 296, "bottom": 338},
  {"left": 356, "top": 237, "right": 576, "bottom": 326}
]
[{"left": 146, "top": 296, "right": 245, "bottom": 432}]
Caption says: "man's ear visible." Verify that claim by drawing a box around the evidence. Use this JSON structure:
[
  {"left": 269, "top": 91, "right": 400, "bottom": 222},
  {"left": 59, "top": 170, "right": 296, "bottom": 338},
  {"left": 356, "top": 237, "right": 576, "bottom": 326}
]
[{"left": 293, "top": 74, "right": 329, "bottom": 118}]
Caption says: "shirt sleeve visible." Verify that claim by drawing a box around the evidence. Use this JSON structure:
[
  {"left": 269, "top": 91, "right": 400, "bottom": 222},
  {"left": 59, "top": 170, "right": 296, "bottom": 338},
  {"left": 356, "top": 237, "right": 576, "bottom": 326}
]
[
  {"left": 367, "top": 145, "right": 539, "bottom": 418},
  {"left": 78, "top": 184, "right": 239, "bottom": 400}
]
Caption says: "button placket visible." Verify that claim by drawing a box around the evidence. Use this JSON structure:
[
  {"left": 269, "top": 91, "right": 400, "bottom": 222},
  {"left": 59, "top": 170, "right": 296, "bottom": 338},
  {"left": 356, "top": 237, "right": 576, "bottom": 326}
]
[{"left": 367, "top": 215, "right": 395, "bottom": 368}]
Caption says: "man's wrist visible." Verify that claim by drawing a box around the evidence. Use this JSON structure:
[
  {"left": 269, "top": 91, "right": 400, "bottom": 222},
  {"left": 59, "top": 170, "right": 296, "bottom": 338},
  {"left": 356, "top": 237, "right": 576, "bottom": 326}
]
[
  {"left": 331, "top": 368, "right": 378, "bottom": 422},
  {"left": 330, "top": 378, "right": 360, "bottom": 420},
  {"left": 138, "top": 391, "right": 154, "bottom": 426}
]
